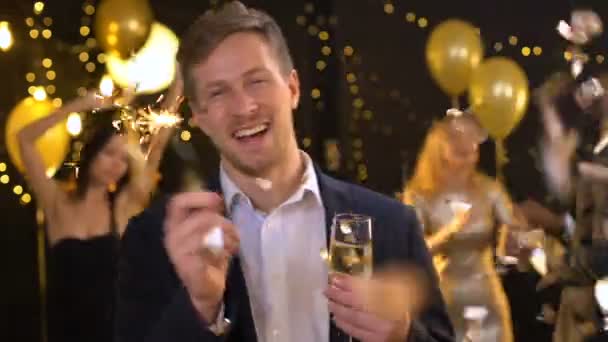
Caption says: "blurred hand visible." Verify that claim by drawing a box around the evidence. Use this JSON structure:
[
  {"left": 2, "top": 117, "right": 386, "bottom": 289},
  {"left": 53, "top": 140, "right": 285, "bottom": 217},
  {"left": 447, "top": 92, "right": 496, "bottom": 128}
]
[
  {"left": 67, "top": 90, "right": 116, "bottom": 112},
  {"left": 518, "top": 199, "right": 563, "bottom": 229},
  {"left": 517, "top": 229, "right": 546, "bottom": 249},
  {"left": 325, "top": 271, "right": 423, "bottom": 342},
  {"left": 447, "top": 209, "right": 471, "bottom": 235},
  {"left": 163, "top": 192, "right": 239, "bottom": 322}
]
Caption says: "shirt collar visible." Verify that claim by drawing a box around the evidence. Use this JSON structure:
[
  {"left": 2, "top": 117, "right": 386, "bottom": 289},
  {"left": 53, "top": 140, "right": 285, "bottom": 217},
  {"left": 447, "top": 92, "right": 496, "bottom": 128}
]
[{"left": 219, "top": 151, "right": 322, "bottom": 215}]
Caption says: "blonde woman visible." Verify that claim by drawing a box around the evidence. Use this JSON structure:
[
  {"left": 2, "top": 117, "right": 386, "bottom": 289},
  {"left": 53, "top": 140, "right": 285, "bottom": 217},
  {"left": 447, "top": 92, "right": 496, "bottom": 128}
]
[{"left": 403, "top": 111, "right": 523, "bottom": 342}]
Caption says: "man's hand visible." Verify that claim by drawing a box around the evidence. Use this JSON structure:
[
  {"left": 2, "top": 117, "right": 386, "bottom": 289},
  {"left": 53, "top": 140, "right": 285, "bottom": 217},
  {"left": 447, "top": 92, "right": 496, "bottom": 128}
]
[
  {"left": 163, "top": 192, "right": 239, "bottom": 323},
  {"left": 325, "top": 273, "right": 413, "bottom": 342}
]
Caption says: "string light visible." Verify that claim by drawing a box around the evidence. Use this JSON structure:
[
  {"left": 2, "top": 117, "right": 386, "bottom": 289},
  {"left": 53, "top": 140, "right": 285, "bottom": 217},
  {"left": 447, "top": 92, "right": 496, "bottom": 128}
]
[
  {"left": 521, "top": 46, "right": 531, "bottom": 56},
  {"left": 79, "top": 52, "right": 89, "bottom": 62},
  {"left": 508, "top": 36, "right": 518, "bottom": 45},
  {"left": 79, "top": 26, "right": 90, "bottom": 37},
  {"left": 417, "top": 17, "right": 428, "bottom": 28},
  {"left": 353, "top": 98, "right": 364, "bottom": 108},
  {"left": 384, "top": 3, "right": 395, "bottom": 15},
  {"left": 83, "top": 4, "right": 95, "bottom": 15},
  {"left": 29, "top": 29, "right": 39, "bottom": 39},
  {"left": 33, "top": 87, "right": 47, "bottom": 101},
  {"left": 0, "top": 163, "right": 6, "bottom": 172},
  {"left": 307, "top": 25, "right": 319, "bottom": 36},
  {"left": 13, "top": 185, "right": 23, "bottom": 195},
  {"left": 346, "top": 73, "right": 357, "bottom": 83},
  {"left": 21, "top": 194, "right": 32, "bottom": 204},
  {"left": 0, "top": 175, "right": 10, "bottom": 184},
  {"left": 85, "top": 38, "right": 96, "bottom": 48},
  {"left": 344, "top": 45, "right": 354, "bottom": 56},
  {"left": 302, "top": 137, "right": 312, "bottom": 148},
  {"left": 33, "top": 2, "right": 45, "bottom": 15},
  {"left": 180, "top": 130, "right": 191, "bottom": 141},
  {"left": 85, "top": 62, "right": 96, "bottom": 72},
  {"left": 0, "top": 21, "right": 14, "bottom": 51},
  {"left": 42, "top": 58, "right": 52, "bottom": 68},
  {"left": 66, "top": 113, "right": 83, "bottom": 136},
  {"left": 304, "top": 3, "right": 314, "bottom": 14},
  {"left": 316, "top": 60, "right": 327, "bottom": 71},
  {"left": 42, "top": 29, "right": 52, "bottom": 39},
  {"left": 405, "top": 12, "right": 416, "bottom": 23},
  {"left": 46, "top": 70, "right": 56, "bottom": 80}
]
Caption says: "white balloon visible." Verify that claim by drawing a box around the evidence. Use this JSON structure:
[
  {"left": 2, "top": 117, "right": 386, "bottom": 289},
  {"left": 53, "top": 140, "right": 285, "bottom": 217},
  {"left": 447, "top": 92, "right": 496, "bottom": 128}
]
[{"left": 106, "top": 23, "right": 179, "bottom": 94}]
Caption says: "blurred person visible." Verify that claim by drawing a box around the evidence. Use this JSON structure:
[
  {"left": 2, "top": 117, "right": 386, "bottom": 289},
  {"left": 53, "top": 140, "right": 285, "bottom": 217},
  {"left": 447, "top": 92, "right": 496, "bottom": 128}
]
[
  {"left": 17, "top": 85, "right": 178, "bottom": 342},
  {"left": 536, "top": 71, "right": 608, "bottom": 342},
  {"left": 403, "top": 110, "right": 528, "bottom": 342}
]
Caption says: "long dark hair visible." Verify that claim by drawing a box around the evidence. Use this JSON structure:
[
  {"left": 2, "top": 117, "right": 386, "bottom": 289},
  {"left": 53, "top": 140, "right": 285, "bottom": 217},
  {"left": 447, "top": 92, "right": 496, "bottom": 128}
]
[{"left": 75, "top": 108, "right": 131, "bottom": 200}]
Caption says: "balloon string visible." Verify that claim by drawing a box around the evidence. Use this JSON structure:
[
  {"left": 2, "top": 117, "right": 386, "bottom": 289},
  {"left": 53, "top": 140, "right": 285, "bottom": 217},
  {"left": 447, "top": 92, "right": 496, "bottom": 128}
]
[
  {"left": 495, "top": 139, "right": 509, "bottom": 182},
  {"left": 36, "top": 208, "right": 48, "bottom": 342},
  {"left": 451, "top": 96, "right": 460, "bottom": 109}
]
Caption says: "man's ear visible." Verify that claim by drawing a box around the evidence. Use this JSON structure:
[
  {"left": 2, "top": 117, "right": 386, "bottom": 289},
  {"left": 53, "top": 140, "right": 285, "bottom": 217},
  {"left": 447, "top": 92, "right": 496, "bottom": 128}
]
[
  {"left": 190, "top": 103, "right": 210, "bottom": 136},
  {"left": 288, "top": 69, "right": 300, "bottom": 110}
]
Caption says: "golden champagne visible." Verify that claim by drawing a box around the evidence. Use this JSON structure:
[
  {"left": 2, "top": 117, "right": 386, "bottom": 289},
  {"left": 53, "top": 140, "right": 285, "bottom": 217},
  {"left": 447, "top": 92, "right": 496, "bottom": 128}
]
[{"left": 329, "top": 240, "right": 372, "bottom": 276}]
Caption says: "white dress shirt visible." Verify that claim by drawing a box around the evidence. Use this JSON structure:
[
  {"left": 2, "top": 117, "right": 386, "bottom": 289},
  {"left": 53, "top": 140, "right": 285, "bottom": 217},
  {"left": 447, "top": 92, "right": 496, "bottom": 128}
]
[{"left": 220, "top": 152, "right": 329, "bottom": 342}]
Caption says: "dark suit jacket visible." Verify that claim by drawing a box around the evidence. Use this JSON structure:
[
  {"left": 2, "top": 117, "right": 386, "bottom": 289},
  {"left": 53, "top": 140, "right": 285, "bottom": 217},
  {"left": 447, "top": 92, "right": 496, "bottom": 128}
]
[{"left": 115, "top": 169, "right": 454, "bottom": 341}]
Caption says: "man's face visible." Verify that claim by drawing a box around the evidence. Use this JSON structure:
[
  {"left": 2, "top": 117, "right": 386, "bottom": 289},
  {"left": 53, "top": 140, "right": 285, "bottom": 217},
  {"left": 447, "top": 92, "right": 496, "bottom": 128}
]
[{"left": 189, "top": 32, "right": 300, "bottom": 177}]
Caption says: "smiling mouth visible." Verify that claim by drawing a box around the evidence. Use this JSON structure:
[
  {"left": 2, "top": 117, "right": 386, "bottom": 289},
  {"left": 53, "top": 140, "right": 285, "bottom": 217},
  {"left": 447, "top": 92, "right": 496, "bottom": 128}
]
[{"left": 232, "top": 123, "right": 270, "bottom": 141}]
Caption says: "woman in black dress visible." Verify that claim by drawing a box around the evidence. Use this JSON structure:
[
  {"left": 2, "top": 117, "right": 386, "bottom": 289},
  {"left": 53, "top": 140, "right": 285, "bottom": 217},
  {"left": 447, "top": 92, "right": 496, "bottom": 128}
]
[{"left": 17, "top": 85, "right": 179, "bottom": 342}]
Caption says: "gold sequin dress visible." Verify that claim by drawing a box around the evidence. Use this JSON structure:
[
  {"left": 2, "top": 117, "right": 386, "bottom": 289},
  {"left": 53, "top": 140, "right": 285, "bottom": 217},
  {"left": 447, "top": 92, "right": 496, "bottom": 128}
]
[{"left": 405, "top": 175, "right": 515, "bottom": 342}]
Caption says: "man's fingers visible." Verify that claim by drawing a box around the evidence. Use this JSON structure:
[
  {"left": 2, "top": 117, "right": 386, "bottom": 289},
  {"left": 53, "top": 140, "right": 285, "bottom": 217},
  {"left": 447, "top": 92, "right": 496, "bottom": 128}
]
[
  {"left": 329, "top": 273, "right": 356, "bottom": 292},
  {"left": 329, "top": 300, "right": 393, "bottom": 339},
  {"left": 223, "top": 225, "right": 240, "bottom": 255},
  {"left": 333, "top": 316, "right": 376, "bottom": 342},
  {"left": 165, "top": 192, "right": 224, "bottom": 230},
  {"left": 325, "top": 283, "right": 362, "bottom": 310},
  {"left": 166, "top": 211, "right": 219, "bottom": 248}
]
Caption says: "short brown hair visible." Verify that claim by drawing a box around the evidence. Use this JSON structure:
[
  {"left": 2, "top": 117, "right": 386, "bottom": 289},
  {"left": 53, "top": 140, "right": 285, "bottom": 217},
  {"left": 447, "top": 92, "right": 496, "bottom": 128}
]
[{"left": 177, "top": 1, "right": 294, "bottom": 106}]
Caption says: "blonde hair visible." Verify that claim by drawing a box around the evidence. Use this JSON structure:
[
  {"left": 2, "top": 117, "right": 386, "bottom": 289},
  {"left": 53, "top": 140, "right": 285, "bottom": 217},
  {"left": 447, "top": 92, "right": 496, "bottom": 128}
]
[{"left": 405, "top": 119, "right": 481, "bottom": 196}]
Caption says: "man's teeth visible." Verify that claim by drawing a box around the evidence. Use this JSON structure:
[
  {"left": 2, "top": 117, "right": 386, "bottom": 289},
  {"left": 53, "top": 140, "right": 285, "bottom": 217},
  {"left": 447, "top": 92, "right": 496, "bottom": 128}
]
[{"left": 235, "top": 124, "right": 268, "bottom": 138}]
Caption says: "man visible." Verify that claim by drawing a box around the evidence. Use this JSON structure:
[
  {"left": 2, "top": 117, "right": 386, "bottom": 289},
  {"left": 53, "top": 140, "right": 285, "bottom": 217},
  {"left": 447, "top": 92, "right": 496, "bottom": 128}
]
[{"left": 114, "top": 2, "right": 452, "bottom": 341}]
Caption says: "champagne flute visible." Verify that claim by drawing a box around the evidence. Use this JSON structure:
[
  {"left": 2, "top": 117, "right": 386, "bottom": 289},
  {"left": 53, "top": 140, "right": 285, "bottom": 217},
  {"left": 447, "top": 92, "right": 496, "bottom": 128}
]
[
  {"left": 329, "top": 213, "right": 373, "bottom": 277},
  {"left": 328, "top": 213, "right": 373, "bottom": 342}
]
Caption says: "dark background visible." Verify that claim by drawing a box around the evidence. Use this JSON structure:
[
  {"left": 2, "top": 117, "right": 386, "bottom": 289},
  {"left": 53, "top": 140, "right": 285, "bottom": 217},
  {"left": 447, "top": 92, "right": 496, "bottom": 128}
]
[{"left": 1, "top": 0, "right": 608, "bottom": 341}]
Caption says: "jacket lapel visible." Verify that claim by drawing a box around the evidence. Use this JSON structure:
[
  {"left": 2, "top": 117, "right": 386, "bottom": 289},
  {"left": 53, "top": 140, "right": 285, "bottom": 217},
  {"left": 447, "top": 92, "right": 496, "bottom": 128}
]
[{"left": 316, "top": 168, "right": 353, "bottom": 342}]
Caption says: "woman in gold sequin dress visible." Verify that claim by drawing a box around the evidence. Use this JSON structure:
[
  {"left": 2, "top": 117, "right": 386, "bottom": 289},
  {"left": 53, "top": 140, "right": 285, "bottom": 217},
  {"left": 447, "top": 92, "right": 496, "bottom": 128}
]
[{"left": 403, "top": 112, "right": 523, "bottom": 342}]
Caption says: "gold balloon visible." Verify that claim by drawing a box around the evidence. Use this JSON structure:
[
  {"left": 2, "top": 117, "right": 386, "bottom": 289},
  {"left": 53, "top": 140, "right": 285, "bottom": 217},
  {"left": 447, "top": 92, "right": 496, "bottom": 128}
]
[
  {"left": 468, "top": 57, "right": 530, "bottom": 140},
  {"left": 95, "top": 0, "right": 154, "bottom": 59},
  {"left": 426, "top": 19, "right": 483, "bottom": 97},
  {"left": 5, "top": 97, "right": 70, "bottom": 176}
]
